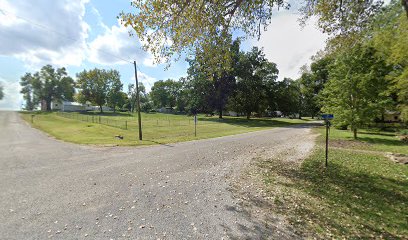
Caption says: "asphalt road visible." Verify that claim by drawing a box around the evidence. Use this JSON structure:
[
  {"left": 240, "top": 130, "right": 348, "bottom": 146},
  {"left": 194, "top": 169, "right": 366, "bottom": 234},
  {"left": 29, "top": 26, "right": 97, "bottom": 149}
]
[{"left": 0, "top": 111, "right": 316, "bottom": 239}]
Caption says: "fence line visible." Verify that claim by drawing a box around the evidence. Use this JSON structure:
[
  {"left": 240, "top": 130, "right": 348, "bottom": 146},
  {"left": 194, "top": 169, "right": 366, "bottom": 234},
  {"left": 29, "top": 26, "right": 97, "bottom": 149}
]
[
  {"left": 56, "top": 112, "right": 128, "bottom": 130},
  {"left": 55, "top": 112, "right": 224, "bottom": 130}
]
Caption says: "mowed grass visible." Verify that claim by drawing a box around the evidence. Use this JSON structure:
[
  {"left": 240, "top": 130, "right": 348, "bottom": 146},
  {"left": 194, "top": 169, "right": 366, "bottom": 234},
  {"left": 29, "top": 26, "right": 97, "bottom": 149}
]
[
  {"left": 20, "top": 111, "right": 313, "bottom": 146},
  {"left": 317, "top": 127, "right": 408, "bottom": 154},
  {"left": 256, "top": 127, "right": 408, "bottom": 238}
]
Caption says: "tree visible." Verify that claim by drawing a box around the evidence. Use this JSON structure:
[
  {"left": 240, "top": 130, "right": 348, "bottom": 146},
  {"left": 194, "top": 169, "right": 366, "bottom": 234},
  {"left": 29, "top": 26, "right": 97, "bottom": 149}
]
[
  {"left": 120, "top": 1, "right": 408, "bottom": 73},
  {"left": 274, "top": 78, "right": 301, "bottom": 117},
  {"left": 119, "top": 1, "right": 288, "bottom": 73},
  {"left": 298, "top": 55, "right": 333, "bottom": 118},
  {"left": 0, "top": 84, "right": 3, "bottom": 100},
  {"left": 185, "top": 39, "right": 240, "bottom": 117},
  {"left": 229, "top": 47, "right": 279, "bottom": 119},
  {"left": 76, "top": 68, "right": 122, "bottom": 113},
  {"left": 320, "top": 44, "right": 392, "bottom": 138},
  {"left": 150, "top": 79, "right": 182, "bottom": 109},
  {"left": 20, "top": 73, "right": 37, "bottom": 110},
  {"left": 19, "top": 65, "right": 75, "bottom": 111},
  {"left": 370, "top": 0, "right": 408, "bottom": 122},
  {"left": 106, "top": 75, "right": 124, "bottom": 112},
  {"left": 127, "top": 83, "right": 148, "bottom": 112}
]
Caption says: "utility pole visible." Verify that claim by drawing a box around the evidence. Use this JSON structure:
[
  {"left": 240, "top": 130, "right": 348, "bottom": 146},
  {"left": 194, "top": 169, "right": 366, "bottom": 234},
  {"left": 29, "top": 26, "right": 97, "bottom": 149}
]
[{"left": 134, "top": 61, "right": 142, "bottom": 140}]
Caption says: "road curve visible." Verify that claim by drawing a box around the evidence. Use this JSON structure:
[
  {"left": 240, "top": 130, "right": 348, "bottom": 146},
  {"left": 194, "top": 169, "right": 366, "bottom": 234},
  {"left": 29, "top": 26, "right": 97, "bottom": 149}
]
[{"left": 0, "top": 111, "right": 316, "bottom": 239}]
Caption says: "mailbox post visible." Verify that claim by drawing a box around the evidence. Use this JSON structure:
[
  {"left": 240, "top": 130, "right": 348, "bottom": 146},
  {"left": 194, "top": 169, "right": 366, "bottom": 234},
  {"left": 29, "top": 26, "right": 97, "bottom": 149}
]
[{"left": 321, "top": 114, "right": 334, "bottom": 168}]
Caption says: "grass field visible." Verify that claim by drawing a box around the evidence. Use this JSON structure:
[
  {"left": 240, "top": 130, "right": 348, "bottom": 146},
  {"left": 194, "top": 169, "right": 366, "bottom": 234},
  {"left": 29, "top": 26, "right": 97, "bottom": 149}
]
[
  {"left": 20, "top": 111, "right": 314, "bottom": 146},
  {"left": 256, "top": 127, "right": 408, "bottom": 238}
]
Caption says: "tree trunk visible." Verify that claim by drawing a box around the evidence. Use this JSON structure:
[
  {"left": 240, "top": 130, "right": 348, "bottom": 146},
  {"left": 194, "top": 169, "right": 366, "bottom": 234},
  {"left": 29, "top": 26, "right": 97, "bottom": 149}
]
[
  {"left": 99, "top": 105, "right": 103, "bottom": 113},
  {"left": 218, "top": 109, "right": 223, "bottom": 119},
  {"left": 46, "top": 99, "right": 51, "bottom": 111},
  {"left": 246, "top": 112, "right": 251, "bottom": 119},
  {"left": 353, "top": 128, "right": 358, "bottom": 139},
  {"left": 403, "top": 0, "right": 408, "bottom": 17}
]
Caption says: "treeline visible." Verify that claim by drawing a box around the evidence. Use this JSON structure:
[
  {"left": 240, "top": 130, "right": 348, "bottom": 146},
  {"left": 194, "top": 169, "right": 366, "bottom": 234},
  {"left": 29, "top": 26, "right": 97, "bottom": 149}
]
[
  {"left": 150, "top": 43, "right": 307, "bottom": 119},
  {"left": 20, "top": 66, "right": 147, "bottom": 113},
  {"left": 304, "top": 1, "right": 408, "bottom": 137}
]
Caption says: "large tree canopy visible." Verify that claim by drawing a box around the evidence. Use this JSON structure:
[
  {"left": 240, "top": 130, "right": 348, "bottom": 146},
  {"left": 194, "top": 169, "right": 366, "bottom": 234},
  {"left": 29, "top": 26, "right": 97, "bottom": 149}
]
[
  {"left": 76, "top": 69, "right": 122, "bottom": 113},
  {"left": 120, "top": 0, "right": 408, "bottom": 72},
  {"left": 19, "top": 65, "right": 75, "bottom": 111},
  {"left": 120, "top": 0, "right": 287, "bottom": 72}
]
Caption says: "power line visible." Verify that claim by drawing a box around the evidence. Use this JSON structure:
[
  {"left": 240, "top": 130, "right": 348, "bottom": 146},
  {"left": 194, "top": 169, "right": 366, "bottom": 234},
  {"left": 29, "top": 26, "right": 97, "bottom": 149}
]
[{"left": 0, "top": 8, "right": 134, "bottom": 65}]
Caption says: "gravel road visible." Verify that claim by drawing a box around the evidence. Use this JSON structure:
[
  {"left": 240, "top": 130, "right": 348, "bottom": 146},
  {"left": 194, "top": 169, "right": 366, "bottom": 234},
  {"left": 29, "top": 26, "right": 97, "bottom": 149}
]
[{"left": 0, "top": 111, "right": 316, "bottom": 239}]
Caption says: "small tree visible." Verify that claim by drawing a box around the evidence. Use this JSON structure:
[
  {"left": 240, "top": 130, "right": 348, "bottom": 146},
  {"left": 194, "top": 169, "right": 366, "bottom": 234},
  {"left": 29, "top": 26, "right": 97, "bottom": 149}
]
[
  {"left": 321, "top": 44, "right": 392, "bottom": 138},
  {"left": 76, "top": 68, "right": 122, "bottom": 113},
  {"left": 0, "top": 83, "right": 4, "bottom": 101}
]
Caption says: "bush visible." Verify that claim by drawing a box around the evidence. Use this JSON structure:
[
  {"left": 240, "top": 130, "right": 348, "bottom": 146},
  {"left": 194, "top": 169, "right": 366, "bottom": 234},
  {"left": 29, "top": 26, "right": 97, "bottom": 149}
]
[{"left": 399, "top": 129, "right": 408, "bottom": 135}]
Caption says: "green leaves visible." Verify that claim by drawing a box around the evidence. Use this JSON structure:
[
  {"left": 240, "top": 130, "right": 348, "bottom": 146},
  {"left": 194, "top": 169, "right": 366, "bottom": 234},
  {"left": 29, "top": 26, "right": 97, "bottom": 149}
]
[
  {"left": 76, "top": 68, "right": 122, "bottom": 112},
  {"left": 0, "top": 84, "right": 3, "bottom": 101},
  {"left": 19, "top": 65, "right": 75, "bottom": 111},
  {"left": 320, "top": 44, "right": 392, "bottom": 135},
  {"left": 119, "top": 0, "right": 288, "bottom": 72}
]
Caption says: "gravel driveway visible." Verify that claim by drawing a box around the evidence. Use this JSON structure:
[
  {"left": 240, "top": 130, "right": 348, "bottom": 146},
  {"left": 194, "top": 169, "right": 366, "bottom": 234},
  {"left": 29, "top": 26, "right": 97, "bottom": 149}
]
[{"left": 0, "top": 111, "right": 316, "bottom": 239}]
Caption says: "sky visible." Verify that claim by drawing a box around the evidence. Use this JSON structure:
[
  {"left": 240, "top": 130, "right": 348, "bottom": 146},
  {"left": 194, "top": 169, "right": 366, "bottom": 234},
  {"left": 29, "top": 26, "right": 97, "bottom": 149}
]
[{"left": 0, "top": 0, "right": 328, "bottom": 110}]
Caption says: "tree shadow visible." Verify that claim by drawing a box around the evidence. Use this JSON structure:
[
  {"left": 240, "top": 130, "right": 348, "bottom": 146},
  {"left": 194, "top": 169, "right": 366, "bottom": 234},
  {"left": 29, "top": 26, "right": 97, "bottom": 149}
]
[
  {"left": 357, "top": 136, "right": 407, "bottom": 147},
  {"left": 221, "top": 188, "right": 301, "bottom": 240},
  {"left": 142, "top": 139, "right": 175, "bottom": 147},
  {"left": 198, "top": 117, "right": 318, "bottom": 128},
  {"left": 264, "top": 156, "right": 408, "bottom": 238}
]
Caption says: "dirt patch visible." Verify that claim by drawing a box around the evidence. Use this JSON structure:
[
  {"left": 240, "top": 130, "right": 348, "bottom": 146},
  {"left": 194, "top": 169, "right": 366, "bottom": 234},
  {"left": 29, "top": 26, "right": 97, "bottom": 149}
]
[
  {"left": 399, "top": 135, "right": 408, "bottom": 143},
  {"left": 387, "top": 153, "right": 408, "bottom": 164},
  {"left": 329, "top": 139, "right": 370, "bottom": 149},
  {"left": 227, "top": 131, "right": 318, "bottom": 239}
]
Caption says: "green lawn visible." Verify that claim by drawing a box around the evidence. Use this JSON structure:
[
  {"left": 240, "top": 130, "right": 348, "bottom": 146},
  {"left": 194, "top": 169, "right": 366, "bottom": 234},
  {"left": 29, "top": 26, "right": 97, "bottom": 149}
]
[
  {"left": 318, "top": 127, "right": 408, "bottom": 154},
  {"left": 255, "top": 127, "right": 408, "bottom": 238},
  {"left": 20, "top": 111, "right": 313, "bottom": 146}
]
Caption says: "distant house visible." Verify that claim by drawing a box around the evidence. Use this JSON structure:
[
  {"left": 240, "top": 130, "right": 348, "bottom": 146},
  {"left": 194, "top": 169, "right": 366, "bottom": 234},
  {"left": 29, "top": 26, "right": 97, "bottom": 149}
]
[
  {"left": 51, "top": 101, "right": 112, "bottom": 112},
  {"left": 383, "top": 110, "right": 401, "bottom": 123},
  {"left": 157, "top": 107, "right": 174, "bottom": 113}
]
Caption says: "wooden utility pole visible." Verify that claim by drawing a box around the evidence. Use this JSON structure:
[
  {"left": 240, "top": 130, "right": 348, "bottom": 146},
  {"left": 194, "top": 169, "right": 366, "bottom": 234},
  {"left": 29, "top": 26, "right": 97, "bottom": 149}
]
[{"left": 134, "top": 61, "right": 142, "bottom": 140}]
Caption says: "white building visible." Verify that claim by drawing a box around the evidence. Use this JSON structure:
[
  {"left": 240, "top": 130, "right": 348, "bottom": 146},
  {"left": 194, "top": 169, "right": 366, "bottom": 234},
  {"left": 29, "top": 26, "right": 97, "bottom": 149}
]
[{"left": 51, "top": 101, "right": 112, "bottom": 112}]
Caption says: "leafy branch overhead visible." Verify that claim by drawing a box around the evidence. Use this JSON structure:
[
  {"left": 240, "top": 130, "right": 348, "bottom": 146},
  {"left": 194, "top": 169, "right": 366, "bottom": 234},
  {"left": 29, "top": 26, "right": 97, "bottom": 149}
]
[{"left": 119, "top": 0, "right": 408, "bottom": 72}]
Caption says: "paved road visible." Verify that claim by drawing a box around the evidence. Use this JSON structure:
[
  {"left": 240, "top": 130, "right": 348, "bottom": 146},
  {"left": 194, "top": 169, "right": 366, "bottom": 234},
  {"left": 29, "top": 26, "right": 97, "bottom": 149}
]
[{"left": 0, "top": 111, "right": 316, "bottom": 239}]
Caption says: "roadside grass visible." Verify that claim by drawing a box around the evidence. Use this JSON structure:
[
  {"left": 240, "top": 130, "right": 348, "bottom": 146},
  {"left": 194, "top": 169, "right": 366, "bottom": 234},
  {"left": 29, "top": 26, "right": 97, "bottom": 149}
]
[
  {"left": 255, "top": 127, "right": 408, "bottom": 238},
  {"left": 317, "top": 128, "right": 408, "bottom": 154},
  {"left": 20, "top": 111, "right": 313, "bottom": 146}
]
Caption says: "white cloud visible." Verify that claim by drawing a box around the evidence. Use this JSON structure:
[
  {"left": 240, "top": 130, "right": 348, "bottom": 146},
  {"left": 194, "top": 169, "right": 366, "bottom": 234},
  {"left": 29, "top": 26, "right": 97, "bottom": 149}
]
[
  {"left": 88, "top": 22, "right": 151, "bottom": 66},
  {"left": 253, "top": 12, "right": 328, "bottom": 80},
  {"left": 0, "top": 0, "right": 89, "bottom": 67},
  {"left": 129, "top": 72, "right": 157, "bottom": 92},
  {"left": 0, "top": 78, "right": 22, "bottom": 110}
]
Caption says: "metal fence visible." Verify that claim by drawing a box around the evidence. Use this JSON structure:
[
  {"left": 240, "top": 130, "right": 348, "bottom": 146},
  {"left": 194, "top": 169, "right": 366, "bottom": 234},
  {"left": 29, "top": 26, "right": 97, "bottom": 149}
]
[{"left": 56, "top": 112, "right": 128, "bottom": 130}]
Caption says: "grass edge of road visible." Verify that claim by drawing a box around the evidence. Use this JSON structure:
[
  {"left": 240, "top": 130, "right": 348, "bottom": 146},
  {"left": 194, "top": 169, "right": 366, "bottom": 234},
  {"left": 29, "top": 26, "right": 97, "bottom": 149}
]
[
  {"left": 19, "top": 111, "right": 315, "bottom": 146},
  {"left": 237, "top": 127, "right": 408, "bottom": 239}
]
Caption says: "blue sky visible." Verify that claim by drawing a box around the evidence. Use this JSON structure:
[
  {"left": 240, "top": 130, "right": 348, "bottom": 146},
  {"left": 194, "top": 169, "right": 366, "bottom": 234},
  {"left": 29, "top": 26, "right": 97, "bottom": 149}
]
[{"left": 0, "top": 0, "right": 327, "bottom": 110}]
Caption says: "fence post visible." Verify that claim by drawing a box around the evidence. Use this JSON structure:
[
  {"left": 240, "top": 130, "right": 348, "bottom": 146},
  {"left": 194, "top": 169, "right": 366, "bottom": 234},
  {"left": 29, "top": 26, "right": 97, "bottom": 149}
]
[{"left": 99, "top": 116, "right": 101, "bottom": 124}]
